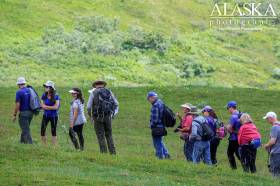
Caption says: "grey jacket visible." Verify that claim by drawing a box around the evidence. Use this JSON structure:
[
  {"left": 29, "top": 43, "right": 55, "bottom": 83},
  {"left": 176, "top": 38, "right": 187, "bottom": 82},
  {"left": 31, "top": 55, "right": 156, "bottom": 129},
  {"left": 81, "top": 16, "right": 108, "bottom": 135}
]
[{"left": 190, "top": 115, "right": 207, "bottom": 141}]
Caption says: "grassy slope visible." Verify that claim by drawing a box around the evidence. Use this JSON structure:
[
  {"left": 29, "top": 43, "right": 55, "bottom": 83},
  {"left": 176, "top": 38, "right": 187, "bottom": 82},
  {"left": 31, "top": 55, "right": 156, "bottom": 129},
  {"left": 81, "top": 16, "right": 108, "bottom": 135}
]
[
  {"left": 1, "top": 87, "right": 280, "bottom": 185},
  {"left": 0, "top": 0, "right": 280, "bottom": 88}
]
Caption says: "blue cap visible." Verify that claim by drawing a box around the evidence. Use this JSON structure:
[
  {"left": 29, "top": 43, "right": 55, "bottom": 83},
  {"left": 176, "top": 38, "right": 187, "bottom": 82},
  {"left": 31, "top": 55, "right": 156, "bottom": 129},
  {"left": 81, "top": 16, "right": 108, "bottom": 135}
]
[
  {"left": 202, "top": 105, "right": 212, "bottom": 112},
  {"left": 227, "top": 101, "right": 237, "bottom": 108},
  {"left": 147, "top": 91, "right": 158, "bottom": 99}
]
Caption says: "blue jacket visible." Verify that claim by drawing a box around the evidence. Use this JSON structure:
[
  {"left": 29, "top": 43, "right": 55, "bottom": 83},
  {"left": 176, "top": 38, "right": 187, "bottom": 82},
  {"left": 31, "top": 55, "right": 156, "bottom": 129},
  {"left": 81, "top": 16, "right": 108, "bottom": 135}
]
[{"left": 150, "top": 99, "right": 164, "bottom": 128}]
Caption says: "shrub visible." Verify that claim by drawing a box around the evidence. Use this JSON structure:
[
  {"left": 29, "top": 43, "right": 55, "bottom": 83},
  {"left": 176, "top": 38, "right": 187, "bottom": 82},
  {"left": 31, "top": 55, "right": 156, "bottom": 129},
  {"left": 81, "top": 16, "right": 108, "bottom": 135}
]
[{"left": 272, "top": 68, "right": 280, "bottom": 79}]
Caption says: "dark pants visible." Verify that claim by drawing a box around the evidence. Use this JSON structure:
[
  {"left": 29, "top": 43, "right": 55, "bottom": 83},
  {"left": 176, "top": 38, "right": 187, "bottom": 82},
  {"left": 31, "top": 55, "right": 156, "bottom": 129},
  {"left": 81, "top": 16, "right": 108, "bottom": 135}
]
[
  {"left": 69, "top": 124, "right": 84, "bottom": 150},
  {"left": 184, "top": 138, "right": 194, "bottom": 161},
  {"left": 18, "top": 111, "right": 33, "bottom": 144},
  {"left": 227, "top": 140, "right": 241, "bottom": 169},
  {"left": 41, "top": 115, "right": 58, "bottom": 136},
  {"left": 240, "top": 145, "right": 257, "bottom": 173},
  {"left": 93, "top": 115, "right": 116, "bottom": 154},
  {"left": 210, "top": 138, "right": 220, "bottom": 165},
  {"left": 270, "top": 153, "right": 280, "bottom": 178}
]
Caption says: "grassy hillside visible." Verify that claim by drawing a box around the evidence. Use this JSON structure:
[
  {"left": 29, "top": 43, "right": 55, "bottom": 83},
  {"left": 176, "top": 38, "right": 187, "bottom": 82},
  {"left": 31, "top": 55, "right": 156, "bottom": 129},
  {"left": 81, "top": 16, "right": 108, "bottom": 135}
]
[
  {"left": 1, "top": 0, "right": 280, "bottom": 88},
  {"left": 1, "top": 86, "right": 280, "bottom": 185}
]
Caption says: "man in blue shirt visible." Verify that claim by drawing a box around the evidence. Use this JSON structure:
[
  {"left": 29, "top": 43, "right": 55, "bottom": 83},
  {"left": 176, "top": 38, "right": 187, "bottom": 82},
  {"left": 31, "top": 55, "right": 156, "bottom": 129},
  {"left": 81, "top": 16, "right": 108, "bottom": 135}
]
[
  {"left": 226, "top": 101, "right": 241, "bottom": 169},
  {"left": 12, "top": 77, "right": 33, "bottom": 144},
  {"left": 147, "top": 91, "right": 170, "bottom": 159}
]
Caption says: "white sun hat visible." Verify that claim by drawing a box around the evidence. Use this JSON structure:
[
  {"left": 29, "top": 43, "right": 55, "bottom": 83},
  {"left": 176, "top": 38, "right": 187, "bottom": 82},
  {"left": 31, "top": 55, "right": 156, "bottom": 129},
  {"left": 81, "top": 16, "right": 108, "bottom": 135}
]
[{"left": 16, "top": 77, "right": 26, "bottom": 85}]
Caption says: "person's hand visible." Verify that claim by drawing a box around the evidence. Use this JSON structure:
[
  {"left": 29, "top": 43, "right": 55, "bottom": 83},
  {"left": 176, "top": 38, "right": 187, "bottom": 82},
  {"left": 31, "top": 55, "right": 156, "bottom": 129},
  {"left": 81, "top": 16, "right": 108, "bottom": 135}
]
[
  {"left": 176, "top": 112, "right": 180, "bottom": 117},
  {"left": 41, "top": 104, "right": 46, "bottom": 109},
  {"left": 12, "top": 115, "right": 16, "bottom": 122},
  {"left": 264, "top": 144, "right": 270, "bottom": 151},
  {"left": 70, "top": 123, "right": 74, "bottom": 128}
]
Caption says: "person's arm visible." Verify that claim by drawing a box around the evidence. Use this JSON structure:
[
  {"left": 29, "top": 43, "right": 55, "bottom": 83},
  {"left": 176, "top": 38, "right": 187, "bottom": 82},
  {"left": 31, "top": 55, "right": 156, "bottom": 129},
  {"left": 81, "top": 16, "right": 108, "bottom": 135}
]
[
  {"left": 42, "top": 100, "right": 60, "bottom": 110},
  {"left": 12, "top": 102, "right": 20, "bottom": 122},
  {"left": 176, "top": 112, "right": 182, "bottom": 122},
  {"left": 190, "top": 121, "right": 198, "bottom": 140},
  {"left": 150, "top": 106, "right": 159, "bottom": 128},
  {"left": 111, "top": 92, "right": 119, "bottom": 116},
  {"left": 237, "top": 126, "right": 243, "bottom": 145},
  {"left": 87, "top": 92, "right": 94, "bottom": 117},
  {"left": 70, "top": 103, "right": 79, "bottom": 128},
  {"left": 264, "top": 126, "right": 278, "bottom": 151}
]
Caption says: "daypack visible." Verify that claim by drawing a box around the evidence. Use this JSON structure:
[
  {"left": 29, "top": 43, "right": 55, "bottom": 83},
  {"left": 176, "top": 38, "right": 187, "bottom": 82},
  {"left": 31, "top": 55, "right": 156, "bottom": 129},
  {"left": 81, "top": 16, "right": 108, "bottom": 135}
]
[
  {"left": 194, "top": 119, "right": 214, "bottom": 141},
  {"left": 162, "top": 105, "right": 176, "bottom": 128},
  {"left": 250, "top": 138, "right": 261, "bottom": 149},
  {"left": 27, "top": 85, "right": 41, "bottom": 115},
  {"left": 92, "top": 88, "right": 116, "bottom": 117},
  {"left": 215, "top": 119, "right": 227, "bottom": 139}
]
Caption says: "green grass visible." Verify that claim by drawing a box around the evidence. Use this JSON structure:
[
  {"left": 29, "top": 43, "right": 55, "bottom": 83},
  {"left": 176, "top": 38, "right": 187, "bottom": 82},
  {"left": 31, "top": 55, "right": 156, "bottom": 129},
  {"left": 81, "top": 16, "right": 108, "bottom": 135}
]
[{"left": 1, "top": 86, "right": 280, "bottom": 185}]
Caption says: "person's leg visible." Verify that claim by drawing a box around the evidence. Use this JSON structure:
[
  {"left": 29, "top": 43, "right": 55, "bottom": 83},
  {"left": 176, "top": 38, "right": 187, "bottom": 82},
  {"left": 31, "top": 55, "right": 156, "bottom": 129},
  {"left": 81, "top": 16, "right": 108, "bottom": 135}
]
[
  {"left": 192, "top": 141, "right": 203, "bottom": 164},
  {"left": 240, "top": 146, "right": 250, "bottom": 172},
  {"left": 104, "top": 116, "right": 116, "bottom": 154},
  {"left": 69, "top": 126, "right": 79, "bottom": 149},
  {"left": 161, "top": 137, "right": 170, "bottom": 158},
  {"left": 185, "top": 139, "right": 193, "bottom": 161},
  {"left": 233, "top": 140, "right": 241, "bottom": 161},
  {"left": 203, "top": 141, "right": 212, "bottom": 165},
  {"left": 41, "top": 115, "right": 48, "bottom": 144},
  {"left": 152, "top": 136, "right": 164, "bottom": 159},
  {"left": 18, "top": 112, "right": 33, "bottom": 144},
  {"left": 270, "top": 154, "right": 280, "bottom": 178},
  {"left": 50, "top": 116, "right": 58, "bottom": 145},
  {"left": 76, "top": 124, "right": 84, "bottom": 150},
  {"left": 210, "top": 138, "right": 220, "bottom": 165},
  {"left": 227, "top": 140, "right": 237, "bottom": 169},
  {"left": 94, "top": 119, "right": 107, "bottom": 153},
  {"left": 250, "top": 148, "right": 257, "bottom": 173}
]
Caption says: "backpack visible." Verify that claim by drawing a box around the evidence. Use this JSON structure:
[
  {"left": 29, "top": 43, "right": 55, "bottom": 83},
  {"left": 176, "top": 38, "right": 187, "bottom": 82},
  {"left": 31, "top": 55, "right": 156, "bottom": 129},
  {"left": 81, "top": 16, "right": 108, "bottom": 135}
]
[
  {"left": 215, "top": 119, "right": 227, "bottom": 139},
  {"left": 162, "top": 105, "right": 176, "bottom": 128},
  {"left": 27, "top": 85, "right": 41, "bottom": 115},
  {"left": 92, "top": 88, "right": 116, "bottom": 117},
  {"left": 194, "top": 118, "right": 214, "bottom": 141}
]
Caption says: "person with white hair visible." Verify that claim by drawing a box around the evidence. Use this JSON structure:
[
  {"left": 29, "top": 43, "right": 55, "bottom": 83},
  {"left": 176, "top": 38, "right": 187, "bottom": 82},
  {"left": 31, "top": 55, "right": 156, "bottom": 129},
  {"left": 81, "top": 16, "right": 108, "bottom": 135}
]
[{"left": 263, "top": 112, "right": 280, "bottom": 178}]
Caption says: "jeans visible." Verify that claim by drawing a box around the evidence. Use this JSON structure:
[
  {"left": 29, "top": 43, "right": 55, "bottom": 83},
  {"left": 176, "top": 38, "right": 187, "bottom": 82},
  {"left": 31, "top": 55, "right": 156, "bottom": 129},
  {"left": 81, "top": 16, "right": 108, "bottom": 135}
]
[
  {"left": 69, "top": 124, "right": 84, "bottom": 150},
  {"left": 192, "top": 140, "right": 212, "bottom": 165},
  {"left": 93, "top": 115, "right": 116, "bottom": 154},
  {"left": 239, "top": 145, "right": 257, "bottom": 173},
  {"left": 184, "top": 138, "right": 194, "bottom": 161},
  {"left": 227, "top": 140, "right": 241, "bottom": 169},
  {"left": 152, "top": 136, "right": 169, "bottom": 159},
  {"left": 210, "top": 138, "right": 220, "bottom": 165},
  {"left": 18, "top": 111, "right": 33, "bottom": 144},
  {"left": 270, "top": 153, "right": 280, "bottom": 178}
]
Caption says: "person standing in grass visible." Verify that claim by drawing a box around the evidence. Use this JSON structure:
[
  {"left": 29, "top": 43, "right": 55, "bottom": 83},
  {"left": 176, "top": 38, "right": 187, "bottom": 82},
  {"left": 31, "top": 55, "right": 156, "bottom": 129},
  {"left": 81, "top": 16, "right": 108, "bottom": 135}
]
[
  {"left": 202, "top": 106, "right": 222, "bottom": 165},
  {"left": 69, "top": 88, "right": 87, "bottom": 150},
  {"left": 238, "top": 113, "right": 261, "bottom": 173},
  {"left": 147, "top": 91, "right": 170, "bottom": 159},
  {"left": 87, "top": 80, "right": 118, "bottom": 155},
  {"left": 263, "top": 112, "right": 280, "bottom": 178},
  {"left": 226, "top": 101, "right": 242, "bottom": 169},
  {"left": 12, "top": 77, "right": 34, "bottom": 144},
  {"left": 189, "top": 106, "right": 212, "bottom": 165},
  {"left": 175, "top": 103, "right": 194, "bottom": 161},
  {"left": 40, "top": 81, "right": 60, "bottom": 145}
]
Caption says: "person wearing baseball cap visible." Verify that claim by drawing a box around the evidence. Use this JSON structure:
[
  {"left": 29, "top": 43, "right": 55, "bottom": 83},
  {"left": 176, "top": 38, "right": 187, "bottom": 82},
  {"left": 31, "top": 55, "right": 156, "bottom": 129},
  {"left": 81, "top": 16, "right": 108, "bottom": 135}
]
[
  {"left": 174, "top": 103, "right": 194, "bottom": 161},
  {"left": 263, "top": 111, "right": 280, "bottom": 178},
  {"left": 12, "top": 77, "right": 34, "bottom": 144},
  {"left": 40, "top": 81, "right": 60, "bottom": 145},
  {"left": 226, "top": 101, "right": 242, "bottom": 170},
  {"left": 147, "top": 91, "right": 170, "bottom": 159}
]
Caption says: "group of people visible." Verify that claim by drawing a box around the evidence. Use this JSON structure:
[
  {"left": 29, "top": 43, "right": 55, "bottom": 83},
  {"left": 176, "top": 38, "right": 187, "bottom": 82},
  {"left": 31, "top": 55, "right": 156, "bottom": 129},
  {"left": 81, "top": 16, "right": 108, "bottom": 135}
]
[
  {"left": 12, "top": 77, "right": 280, "bottom": 178},
  {"left": 13, "top": 77, "right": 118, "bottom": 154},
  {"left": 146, "top": 92, "right": 280, "bottom": 178}
]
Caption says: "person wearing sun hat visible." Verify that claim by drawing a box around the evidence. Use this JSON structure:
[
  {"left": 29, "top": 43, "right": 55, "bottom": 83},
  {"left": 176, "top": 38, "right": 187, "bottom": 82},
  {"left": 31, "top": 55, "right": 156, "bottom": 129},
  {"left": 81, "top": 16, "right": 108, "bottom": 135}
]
[
  {"left": 87, "top": 80, "right": 119, "bottom": 155},
  {"left": 263, "top": 111, "right": 280, "bottom": 178},
  {"left": 175, "top": 103, "right": 194, "bottom": 161},
  {"left": 189, "top": 106, "right": 212, "bottom": 165},
  {"left": 12, "top": 77, "right": 34, "bottom": 144},
  {"left": 40, "top": 80, "right": 60, "bottom": 145},
  {"left": 68, "top": 88, "right": 87, "bottom": 150}
]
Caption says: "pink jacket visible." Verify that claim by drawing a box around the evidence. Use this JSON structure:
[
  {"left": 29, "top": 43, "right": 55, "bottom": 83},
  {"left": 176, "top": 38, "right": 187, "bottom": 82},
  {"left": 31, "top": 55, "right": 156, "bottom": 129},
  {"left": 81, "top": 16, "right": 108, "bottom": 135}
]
[
  {"left": 181, "top": 114, "right": 193, "bottom": 134},
  {"left": 238, "top": 122, "right": 261, "bottom": 145}
]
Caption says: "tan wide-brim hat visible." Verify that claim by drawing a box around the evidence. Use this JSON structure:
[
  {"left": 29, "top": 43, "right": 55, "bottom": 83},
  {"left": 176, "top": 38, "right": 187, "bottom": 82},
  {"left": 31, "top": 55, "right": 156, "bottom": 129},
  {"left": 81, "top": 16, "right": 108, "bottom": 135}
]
[{"left": 92, "top": 80, "right": 107, "bottom": 88}]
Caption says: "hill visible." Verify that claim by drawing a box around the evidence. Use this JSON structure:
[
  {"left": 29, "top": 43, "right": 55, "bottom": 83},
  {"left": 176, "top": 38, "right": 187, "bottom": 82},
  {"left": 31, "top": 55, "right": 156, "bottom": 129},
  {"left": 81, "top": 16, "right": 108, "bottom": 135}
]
[{"left": 0, "top": 0, "right": 280, "bottom": 88}]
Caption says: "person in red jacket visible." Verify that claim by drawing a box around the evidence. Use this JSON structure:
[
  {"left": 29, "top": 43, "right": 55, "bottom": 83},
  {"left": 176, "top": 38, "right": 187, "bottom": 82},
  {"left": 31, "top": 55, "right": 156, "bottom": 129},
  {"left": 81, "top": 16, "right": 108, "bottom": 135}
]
[{"left": 238, "top": 113, "right": 261, "bottom": 173}]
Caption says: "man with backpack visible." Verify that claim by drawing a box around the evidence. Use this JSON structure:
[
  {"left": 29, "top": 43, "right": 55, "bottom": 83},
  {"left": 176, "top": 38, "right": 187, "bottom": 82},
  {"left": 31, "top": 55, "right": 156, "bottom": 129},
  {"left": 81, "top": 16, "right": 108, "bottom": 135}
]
[
  {"left": 12, "top": 77, "right": 34, "bottom": 144},
  {"left": 147, "top": 91, "right": 171, "bottom": 159},
  {"left": 226, "top": 101, "right": 242, "bottom": 169},
  {"left": 87, "top": 80, "right": 118, "bottom": 155},
  {"left": 189, "top": 106, "right": 213, "bottom": 165},
  {"left": 263, "top": 112, "right": 280, "bottom": 178}
]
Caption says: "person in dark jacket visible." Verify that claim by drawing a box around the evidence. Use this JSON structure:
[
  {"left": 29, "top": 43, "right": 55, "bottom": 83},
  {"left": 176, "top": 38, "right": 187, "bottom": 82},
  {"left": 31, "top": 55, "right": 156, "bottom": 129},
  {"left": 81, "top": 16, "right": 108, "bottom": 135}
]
[{"left": 147, "top": 91, "right": 170, "bottom": 159}]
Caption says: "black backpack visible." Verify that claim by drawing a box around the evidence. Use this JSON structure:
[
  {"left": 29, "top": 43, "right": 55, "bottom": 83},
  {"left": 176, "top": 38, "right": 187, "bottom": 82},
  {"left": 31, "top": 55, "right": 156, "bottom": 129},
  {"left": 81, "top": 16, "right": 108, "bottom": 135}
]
[
  {"left": 162, "top": 105, "right": 176, "bottom": 128},
  {"left": 194, "top": 118, "right": 214, "bottom": 141},
  {"left": 92, "top": 88, "right": 116, "bottom": 117}
]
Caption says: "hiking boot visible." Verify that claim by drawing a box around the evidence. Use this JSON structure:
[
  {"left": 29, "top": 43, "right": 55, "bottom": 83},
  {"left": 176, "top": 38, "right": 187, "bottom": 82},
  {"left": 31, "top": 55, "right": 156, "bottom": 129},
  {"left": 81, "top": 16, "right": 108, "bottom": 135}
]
[{"left": 165, "top": 154, "right": 171, "bottom": 159}]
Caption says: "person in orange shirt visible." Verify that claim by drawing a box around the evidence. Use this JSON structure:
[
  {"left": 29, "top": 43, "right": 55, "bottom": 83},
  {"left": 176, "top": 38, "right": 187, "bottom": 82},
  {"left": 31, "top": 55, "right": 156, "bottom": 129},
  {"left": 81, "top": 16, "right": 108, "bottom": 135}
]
[{"left": 175, "top": 103, "right": 194, "bottom": 161}]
